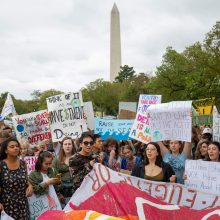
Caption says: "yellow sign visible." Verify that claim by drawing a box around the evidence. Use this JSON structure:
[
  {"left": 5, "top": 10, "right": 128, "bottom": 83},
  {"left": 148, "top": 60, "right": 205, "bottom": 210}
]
[{"left": 192, "top": 97, "right": 215, "bottom": 115}]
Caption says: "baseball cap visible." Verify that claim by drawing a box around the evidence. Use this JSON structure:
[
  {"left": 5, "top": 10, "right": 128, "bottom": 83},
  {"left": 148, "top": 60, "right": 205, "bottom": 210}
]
[{"left": 202, "top": 127, "right": 212, "bottom": 135}]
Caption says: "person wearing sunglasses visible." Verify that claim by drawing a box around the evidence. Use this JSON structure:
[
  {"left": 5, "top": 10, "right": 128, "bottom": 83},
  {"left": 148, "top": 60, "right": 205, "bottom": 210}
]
[{"left": 69, "top": 132, "right": 96, "bottom": 193}]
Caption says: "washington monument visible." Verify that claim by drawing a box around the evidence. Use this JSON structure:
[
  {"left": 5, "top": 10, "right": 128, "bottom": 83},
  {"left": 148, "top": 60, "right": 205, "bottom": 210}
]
[{"left": 110, "top": 3, "right": 122, "bottom": 82}]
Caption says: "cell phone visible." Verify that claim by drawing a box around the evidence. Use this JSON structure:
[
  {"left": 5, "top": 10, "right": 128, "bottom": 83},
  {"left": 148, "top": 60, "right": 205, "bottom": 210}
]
[{"left": 56, "top": 173, "right": 61, "bottom": 179}]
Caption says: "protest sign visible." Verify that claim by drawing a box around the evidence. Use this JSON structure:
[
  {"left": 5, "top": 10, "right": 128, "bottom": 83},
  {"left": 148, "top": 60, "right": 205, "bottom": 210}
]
[
  {"left": 213, "top": 106, "right": 220, "bottom": 142},
  {"left": 28, "top": 185, "right": 61, "bottom": 220},
  {"left": 21, "top": 156, "right": 38, "bottom": 175},
  {"left": 148, "top": 101, "right": 192, "bottom": 142},
  {"left": 118, "top": 109, "right": 136, "bottom": 119},
  {"left": 185, "top": 159, "right": 220, "bottom": 195},
  {"left": 192, "top": 115, "right": 213, "bottom": 126},
  {"left": 65, "top": 164, "right": 220, "bottom": 212},
  {"left": 12, "top": 110, "right": 51, "bottom": 144},
  {"left": 119, "top": 101, "right": 137, "bottom": 113},
  {"left": 94, "top": 118, "right": 133, "bottom": 140},
  {"left": 129, "top": 94, "right": 161, "bottom": 144},
  {"left": 46, "top": 92, "right": 87, "bottom": 142},
  {"left": 83, "top": 101, "right": 95, "bottom": 130},
  {"left": 192, "top": 97, "right": 215, "bottom": 115}
]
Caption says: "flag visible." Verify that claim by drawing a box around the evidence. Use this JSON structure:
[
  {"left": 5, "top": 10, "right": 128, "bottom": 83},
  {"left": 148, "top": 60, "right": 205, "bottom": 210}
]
[{"left": 0, "top": 93, "right": 16, "bottom": 120}]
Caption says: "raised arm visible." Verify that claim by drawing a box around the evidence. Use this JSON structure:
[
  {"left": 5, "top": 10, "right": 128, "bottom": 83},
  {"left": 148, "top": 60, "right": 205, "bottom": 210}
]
[
  {"left": 182, "top": 142, "right": 192, "bottom": 158},
  {"left": 158, "top": 141, "right": 169, "bottom": 157}
]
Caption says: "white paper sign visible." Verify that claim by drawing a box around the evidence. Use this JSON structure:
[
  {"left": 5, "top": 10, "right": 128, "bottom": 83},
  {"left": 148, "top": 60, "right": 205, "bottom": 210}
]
[
  {"left": 12, "top": 110, "right": 50, "bottom": 144},
  {"left": 213, "top": 106, "right": 220, "bottom": 142},
  {"left": 185, "top": 159, "right": 220, "bottom": 195},
  {"left": 129, "top": 94, "right": 162, "bottom": 143},
  {"left": 84, "top": 101, "right": 95, "bottom": 130},
  {"left": 148, "top": 101, "right": 192, "bottom": 142},
  {"left": 28, "top": 186, "right": 62, "bottom": 220},
  {"left": 46, "top": 92, "right": 87, "bottom": 142}
]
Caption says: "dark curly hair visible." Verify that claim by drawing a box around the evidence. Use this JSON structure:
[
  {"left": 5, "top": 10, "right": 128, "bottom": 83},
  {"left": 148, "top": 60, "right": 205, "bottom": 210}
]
[{"left": 0, "top": 137, "right": 20, "bottom": 160}]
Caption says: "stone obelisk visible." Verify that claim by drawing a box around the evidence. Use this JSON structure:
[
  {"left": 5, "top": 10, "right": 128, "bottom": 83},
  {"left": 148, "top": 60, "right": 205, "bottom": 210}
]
[{"left": 110, "top": 3, "right": 122, "bottom": 82}]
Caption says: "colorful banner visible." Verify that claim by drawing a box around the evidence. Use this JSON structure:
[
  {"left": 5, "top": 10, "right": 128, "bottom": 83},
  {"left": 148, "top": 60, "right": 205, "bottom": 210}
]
[
  {"left": 28, "top": 185, "right": 62, "bottom": 220},
  {"left": 12, "top": 110, "right": 51, "bottom": 144},
  {"left": 46, "top": 92, "right": 87, "bottom": 142},
  {"left": 94, "top": 119, "right": 134, "bottom": 140},
  {"left": 21, "top": 156, "right": 38, "bottom": 175},
  {"left": 65, "top": 164, "right": 220, "bottom": 211},
  {"left": 213, "top": 106, "right": 220, "bottom": 142},
  {"left": 129, "top": 94, "right": 162, "bottom": 144},
  {"left": 185, "top": 159, "right": 220, "bottom": 195},
  {"left": 148, "top": 101, "right": 192, "bottom": 142},
  {"left": 192, "top": 97, "right": 215, "bottom": 115},
  {"left": 192, "top": 115, "right": 213, "bottom": 126}
]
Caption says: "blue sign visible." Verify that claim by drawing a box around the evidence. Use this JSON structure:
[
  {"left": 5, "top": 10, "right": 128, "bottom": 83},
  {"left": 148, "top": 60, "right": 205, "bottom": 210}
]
[{"left": 94, "top": 118, "right": 134, "bottom": 140}]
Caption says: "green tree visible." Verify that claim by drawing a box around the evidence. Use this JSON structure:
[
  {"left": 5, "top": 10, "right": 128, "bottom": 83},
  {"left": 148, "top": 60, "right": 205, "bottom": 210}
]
[{"left": 115, "top": 65, "right": 135, "bottom": 83}]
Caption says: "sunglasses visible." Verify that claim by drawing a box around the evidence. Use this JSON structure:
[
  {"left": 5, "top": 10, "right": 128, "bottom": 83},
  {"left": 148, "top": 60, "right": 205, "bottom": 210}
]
[{"left": 83, "top": 141, "right": 94, "bottom": 146}]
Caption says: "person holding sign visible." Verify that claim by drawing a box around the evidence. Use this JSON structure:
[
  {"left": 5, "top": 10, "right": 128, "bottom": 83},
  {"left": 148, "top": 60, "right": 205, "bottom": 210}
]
[
  {"left": 0, "top": 137, "right": 33, "bottom": 220},
  {"left": 207, "top": 142, "right": 220, "bottom": 162},
  {"left": 29, "top": 151, "right": 62, "bottom": 198},
  {"left": 52, "top": 137, "right": 76, "bottom": 207},
  {"left": 69, "top": 132, "right": 97, "bottom": 193},
  {"left": 132, "top": 142, "right": 176, "bottom": 183},
  {"left": 158, "top": 140, "right": 192, "bottom": 184}
]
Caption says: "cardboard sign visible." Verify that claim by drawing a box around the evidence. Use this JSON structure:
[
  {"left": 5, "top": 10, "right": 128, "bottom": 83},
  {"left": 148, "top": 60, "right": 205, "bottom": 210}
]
[
  {"left": 213, "top": 106, "right": 220, "bottom": 142},
  {"left": 46, "top": 92, "right": 87, "bottom": 142},
  {"left": 185, "top": 159, "right": 220, "bottom": 195},
  {"left": 148, "top": 101, "right": 192, "bottom": 142},
  {"left": 129, "top": 94, "right": 162, "bottom": 144},
  {"left": 192, "top": 97, "right": 215, "bottom": 115},
  {"left": 119, "top": 102, "right": 137, "bottom": 113},
  {"left": 94, "top": 118, "right": 133, "bottom": 140},
  {"left": 12, "top": 110, "right": 51, "bottom": 144}
]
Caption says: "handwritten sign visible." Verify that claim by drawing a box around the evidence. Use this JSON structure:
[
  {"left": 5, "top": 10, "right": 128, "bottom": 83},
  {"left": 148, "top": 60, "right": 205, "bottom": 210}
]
[
  {"left": 148, "top": 101, "right": 192, "bottom": 142},
  {"left": 213, "top": 106, "right": 220, "bottom": 142},
  {"left": 12, "top": 110, "right": 51, "bottom": 144},
  {"left": 46, "top": 92, "right": 87, "bottom": 142},
  {"left": 21, "top": 156, "right": 38, "bottom": 175},
  {"left": 192, "top": 97, "right": 215, "bottom": 115},
  {"left": 28, "top": 185, "right": 62, "bottom": 220},
  {"left": 129, "top": 94, "right": 162, "bottom": 144},
  {"left": 94, "top": 119, "right": 134, "bottom": 140},
  {"left": 185, "top": 159, "right": 220, "bottom": 195}
]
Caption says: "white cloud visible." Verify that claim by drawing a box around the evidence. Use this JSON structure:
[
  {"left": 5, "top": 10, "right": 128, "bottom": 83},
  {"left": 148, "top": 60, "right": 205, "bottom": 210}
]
[{"left": 0, "top": 0, "right": 219, "bottom": 100}]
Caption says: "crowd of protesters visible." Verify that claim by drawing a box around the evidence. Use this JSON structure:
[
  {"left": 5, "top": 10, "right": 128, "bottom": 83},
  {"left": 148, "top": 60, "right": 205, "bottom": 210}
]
[{"left": 0, "top": 119, "right": 219, "bottom": 220}]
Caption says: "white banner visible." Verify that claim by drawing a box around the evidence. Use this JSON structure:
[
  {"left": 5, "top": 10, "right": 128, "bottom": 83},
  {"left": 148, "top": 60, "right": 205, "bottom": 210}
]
[
  {"left": 185, "top": 159, "right": 220, "bottom": 195},
  {"left": 0, "top": 93, "right": 16, "bottom": 120},
  {"left": 129, "top": 94, "right": 161, "bottom": 143},
  {"left": 213, "top": 106, "right": 220, "bottom": 142},
  {"left": 12, "top": 110, "right": 50, "bottom": 144},
  {"left": 21, "top": 156, "right": 38, "bottom": 175},
  {"left": 64, "top": 164, "right": 220, "bottom": 211},
  {"left": 46, "top": 92, "right": 87, "bottom": 142},
  {"left": 148, "top": 101, "right": 192, "bottom": 142}
]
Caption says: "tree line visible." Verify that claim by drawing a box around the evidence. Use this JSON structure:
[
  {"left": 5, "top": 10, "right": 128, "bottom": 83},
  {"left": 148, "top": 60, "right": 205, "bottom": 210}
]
[{"left": 1, "top": 22, "right": 220, "bottom": 116}]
